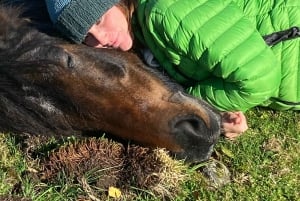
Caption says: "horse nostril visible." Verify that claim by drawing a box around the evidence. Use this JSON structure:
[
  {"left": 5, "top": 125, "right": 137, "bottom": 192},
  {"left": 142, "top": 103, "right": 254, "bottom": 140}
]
[
  {"left": 170, "top": 114, "right": 221, "bottom": 163},
  {"left": 173, "top": 116, "right": 206, "bottom": 137}
]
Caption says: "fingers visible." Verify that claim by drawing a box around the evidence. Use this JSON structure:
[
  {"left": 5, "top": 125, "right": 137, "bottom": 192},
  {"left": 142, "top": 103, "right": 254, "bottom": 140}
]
[
  {"left": 221, "top": 111, "right": 249, "bottom": 140},
  {"left": 224, "top": 132, "right": 242, "bottom": 140}
]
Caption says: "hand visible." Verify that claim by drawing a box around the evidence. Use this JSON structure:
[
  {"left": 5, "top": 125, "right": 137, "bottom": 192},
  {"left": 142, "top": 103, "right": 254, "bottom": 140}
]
[{"left": 221, "top": 111, "right": 248, "bottom": 140}]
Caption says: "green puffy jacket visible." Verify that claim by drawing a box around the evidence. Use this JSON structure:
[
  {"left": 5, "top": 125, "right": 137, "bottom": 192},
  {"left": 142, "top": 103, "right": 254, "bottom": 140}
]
[{"left": 134, "top": 0, "right": 300, "bottom": 111}]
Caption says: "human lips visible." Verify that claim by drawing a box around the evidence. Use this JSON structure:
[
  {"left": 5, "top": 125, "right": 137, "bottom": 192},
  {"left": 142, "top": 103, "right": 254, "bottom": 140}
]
[
  {"left": 108, "top": 32, "right": 132, "bottom": 51},
  {"left": 111, "top": 39, "right": 120, "bottom": 48},
  {"left": 111, "top": 36, "right": 122, "bottom": 48}
]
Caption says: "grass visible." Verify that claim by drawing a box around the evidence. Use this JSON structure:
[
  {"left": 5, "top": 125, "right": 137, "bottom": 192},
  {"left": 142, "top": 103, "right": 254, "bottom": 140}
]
[
  {"left": 0, "top": 107, "right": 299, "bottom": 201},
  {"left": 182, "top": 108, "right": 300, "bottom": 201}
]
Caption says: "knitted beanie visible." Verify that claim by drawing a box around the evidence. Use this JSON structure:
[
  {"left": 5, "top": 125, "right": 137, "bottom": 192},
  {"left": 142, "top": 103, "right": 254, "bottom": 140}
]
[{"left": 45, "top": 0, "right": 119, "bottom": 43}]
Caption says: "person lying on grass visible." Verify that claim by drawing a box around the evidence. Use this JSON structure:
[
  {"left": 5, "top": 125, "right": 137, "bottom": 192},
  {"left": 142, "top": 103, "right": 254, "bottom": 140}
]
[{"left": 45, "top": 0, "right": 300, "bottom": 139}]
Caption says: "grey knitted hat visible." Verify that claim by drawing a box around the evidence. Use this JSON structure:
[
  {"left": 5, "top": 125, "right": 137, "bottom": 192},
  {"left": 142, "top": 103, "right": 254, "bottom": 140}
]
[{"left": 51, "top": 0, "right": 120, "bottom": 43}]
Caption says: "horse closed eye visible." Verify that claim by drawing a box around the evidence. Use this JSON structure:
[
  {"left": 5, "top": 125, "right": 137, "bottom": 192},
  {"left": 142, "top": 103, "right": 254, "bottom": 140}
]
[
  {"left": 60, "top": 52, "right": 76, "bottom": 69},
  {"left": 47, "top": 47, "right": 76, "bottom": 69}
]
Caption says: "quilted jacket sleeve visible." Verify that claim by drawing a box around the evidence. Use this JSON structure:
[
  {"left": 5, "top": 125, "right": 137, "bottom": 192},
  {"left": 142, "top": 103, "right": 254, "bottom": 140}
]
[
  {"left": 232, "top": 0, "right": 300, "bottom": 110},
  {"left": 136, "top": 0, "right": 282, "bottom": 112}
]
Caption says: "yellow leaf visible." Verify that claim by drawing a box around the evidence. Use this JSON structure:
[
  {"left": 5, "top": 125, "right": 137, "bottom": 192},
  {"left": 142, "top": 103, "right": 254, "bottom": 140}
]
[{"left": 108, "top": 186, "right": 122, "bottom": 198}]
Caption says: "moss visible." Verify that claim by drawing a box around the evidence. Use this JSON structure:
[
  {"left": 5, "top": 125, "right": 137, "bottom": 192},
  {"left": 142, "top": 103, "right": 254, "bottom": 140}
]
[{"left": 39, "top": 138, "right": 188, "bottom": 199}]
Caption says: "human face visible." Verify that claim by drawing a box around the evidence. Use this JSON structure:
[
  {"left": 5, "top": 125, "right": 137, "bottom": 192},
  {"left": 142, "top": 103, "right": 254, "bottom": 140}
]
[{"left": 84, "top": 5, "right": 133, "bottom": 51}]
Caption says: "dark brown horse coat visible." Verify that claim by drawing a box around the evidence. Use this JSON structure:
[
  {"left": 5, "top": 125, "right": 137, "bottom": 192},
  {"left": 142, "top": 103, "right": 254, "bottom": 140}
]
[{"left": 0, "top": 1, "right": 221, "bottom": 162}]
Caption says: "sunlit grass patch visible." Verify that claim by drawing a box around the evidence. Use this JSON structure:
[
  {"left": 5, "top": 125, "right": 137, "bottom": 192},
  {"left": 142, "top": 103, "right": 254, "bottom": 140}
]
[
  {"left": 0, "top": 108, "right": 299, "bottom": 200},
  {"left": 0, "top": 133, "right": 26, "bottom": 195},
  {"left": 185, "top": 109, "right": 300, "bottom": 201}
]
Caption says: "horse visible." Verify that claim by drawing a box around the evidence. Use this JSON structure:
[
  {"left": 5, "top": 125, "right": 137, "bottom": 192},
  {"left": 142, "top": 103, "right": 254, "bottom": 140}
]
[{"left": 0, "top": 3, "right": 221, "bottom": 163}]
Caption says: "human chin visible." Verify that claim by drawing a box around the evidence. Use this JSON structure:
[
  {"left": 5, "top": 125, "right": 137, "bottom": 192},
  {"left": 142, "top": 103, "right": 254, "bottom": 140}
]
[{"left": 119, "top": 36, "right": 133, "bottom": 51}]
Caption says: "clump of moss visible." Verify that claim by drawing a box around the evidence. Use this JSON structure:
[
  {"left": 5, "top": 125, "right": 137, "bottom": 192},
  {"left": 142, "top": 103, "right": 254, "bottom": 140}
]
[
  {"left": 40, "top": 138, "right": 125, "bottom": 189},
  {"left": 39, "top": 137, "right": 188, "bottom": 199},
  {"left": 122, "top": 145, "right": 187, "bottom": 198}
]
